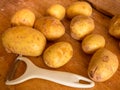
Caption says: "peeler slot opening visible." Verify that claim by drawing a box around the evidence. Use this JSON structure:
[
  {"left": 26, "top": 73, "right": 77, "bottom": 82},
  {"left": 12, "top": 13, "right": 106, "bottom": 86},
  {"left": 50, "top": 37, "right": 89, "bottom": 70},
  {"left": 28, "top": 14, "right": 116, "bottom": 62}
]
[{"left": 79, "top": 79, "right": 91, "bottom": 84}]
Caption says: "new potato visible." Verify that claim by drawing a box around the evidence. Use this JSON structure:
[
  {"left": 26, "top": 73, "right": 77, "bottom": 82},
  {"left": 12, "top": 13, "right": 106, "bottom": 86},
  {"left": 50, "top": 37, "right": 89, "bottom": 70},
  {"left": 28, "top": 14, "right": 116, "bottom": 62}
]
[
  {"left": 43, "top": 42, "right": 73, "bottom": 68},
  {"left": 70, "top": 15, "right": 95, "bottom": 40},
  {"left": 47, "top": 4, "right": 65, "bottom": 20},
  {"left": 66, "top": 1, "right": 92, "bottom": 19},
  {"left": 109, "top": 15, "right": 120, "bottom": 39},
  {"left": 2, "top": 26, "right": 46, "bottom": 56},
  {"left": 88, "top": 48, "right": 119, "bottom": 82},
  {"left": 82, "top": 34, "right": 105, "bottom": 54},
  {"left": 11, "top": 9, "right": 35, "bottom": 27},
  {"left": 34, "top": 16, "right": 65, "bottom": 40}
]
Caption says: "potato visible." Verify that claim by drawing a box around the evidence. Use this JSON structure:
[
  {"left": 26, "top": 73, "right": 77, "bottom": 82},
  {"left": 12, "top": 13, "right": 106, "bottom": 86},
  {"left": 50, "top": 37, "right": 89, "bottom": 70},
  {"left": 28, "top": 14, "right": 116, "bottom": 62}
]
[
  {"left": 11, "top": 9, "right": 35, "bottom": 27},
  {"left": 82, "top": 34, "right": 105, "bottom": 54},
  {"left": 70, "top": 15, "right": 95, "bottom": 40},
  {"left": 109, "top": 15, "right": 120, "bottom": 39},
  {"left": 43, "top": 42, "right": 73, "bottom": 68},
  {"left": 2, "top": 26, "right": 46, "bottom": 56},
  {"left": 47, "top": 4, "right": 65, "bottom": 20},
  {"left": 88, "top": 48, "right": 119, "bottom": 82},
  {"left": 34, "top": 16, "right": 65, "bottom": 40},
  {"left": 66, "top": 1, "right": 92, "bottom": 19}
]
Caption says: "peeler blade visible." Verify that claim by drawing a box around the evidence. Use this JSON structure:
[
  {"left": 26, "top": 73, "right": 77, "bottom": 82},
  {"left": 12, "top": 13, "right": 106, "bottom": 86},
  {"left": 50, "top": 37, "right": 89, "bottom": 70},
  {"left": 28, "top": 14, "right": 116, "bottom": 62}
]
[{"left": 6, "top": 56, "right": 23, "bottom": 81}]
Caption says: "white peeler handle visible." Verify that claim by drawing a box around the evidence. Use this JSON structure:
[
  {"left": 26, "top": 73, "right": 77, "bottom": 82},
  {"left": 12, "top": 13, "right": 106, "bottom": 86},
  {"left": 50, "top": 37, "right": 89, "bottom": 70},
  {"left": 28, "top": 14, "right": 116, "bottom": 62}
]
[{"left": 6, "top": 56, "right": 95, "bottom": 88}]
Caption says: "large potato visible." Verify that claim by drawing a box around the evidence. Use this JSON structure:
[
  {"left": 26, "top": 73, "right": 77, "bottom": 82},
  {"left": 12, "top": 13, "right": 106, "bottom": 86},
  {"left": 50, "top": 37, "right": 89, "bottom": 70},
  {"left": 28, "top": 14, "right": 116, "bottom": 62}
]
[
  {"left": 43, "top": 42, "right": 73, "bottom": 68},
  {"left": 2, "top": 26, "right": 46, "bottom": 56},
  {"left": 82, "top": 34, "right": 105, "bottom": 54},
  {"left": 88, "top": 48, "right": 119, "bottom": 82},
  {"left": 47, "top": 4, "right": 65, "bottom": 20},
  {"left": 109, "top": 15, "right": 120, "bottom": 39},
  {"left": 70, "top": 15, "right": 95, "bottom": 40},
  {"left": 11, "top": 9, "right": 35, "bottom": 27},
  {"left": 34, "top": 16, "right": 65, "bottom": 40},
  {"left": 66, "top": 1, "right": 92, "bottom": 19}
]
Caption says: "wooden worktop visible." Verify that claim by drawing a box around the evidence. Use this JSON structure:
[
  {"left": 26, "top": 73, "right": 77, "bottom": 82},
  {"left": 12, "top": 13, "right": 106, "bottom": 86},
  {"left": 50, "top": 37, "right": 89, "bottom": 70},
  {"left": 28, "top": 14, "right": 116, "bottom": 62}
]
[{"left": 0, "top": 0, "right": 120, "bottom": 90}]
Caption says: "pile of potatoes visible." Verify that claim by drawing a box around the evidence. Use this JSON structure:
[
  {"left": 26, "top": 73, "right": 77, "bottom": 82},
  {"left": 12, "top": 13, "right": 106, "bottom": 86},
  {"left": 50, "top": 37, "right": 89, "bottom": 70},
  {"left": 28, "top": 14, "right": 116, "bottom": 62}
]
[
  {"left": 1, "top": 1, "right": 119, "bottom": 83},
  {"left": 66, "top": 1, "right": 118, "bottom": 83},
  {"left": 1, "top": 4, "right": 72, "bottom": 68}
]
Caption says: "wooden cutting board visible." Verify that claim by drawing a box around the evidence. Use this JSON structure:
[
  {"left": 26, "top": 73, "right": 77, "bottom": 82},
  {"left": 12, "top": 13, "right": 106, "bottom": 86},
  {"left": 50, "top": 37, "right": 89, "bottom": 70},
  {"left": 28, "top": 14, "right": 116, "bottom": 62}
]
[{"left": 0, "top": 0, "right": 120, "bottom": 90}]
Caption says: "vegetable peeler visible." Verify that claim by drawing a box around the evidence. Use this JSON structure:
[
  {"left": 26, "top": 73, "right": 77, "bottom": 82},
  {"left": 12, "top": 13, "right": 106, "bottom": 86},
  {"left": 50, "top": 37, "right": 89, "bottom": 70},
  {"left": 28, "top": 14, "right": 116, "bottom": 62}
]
[{"left": 5, "top": 55, "right": 95, "bottom": 88}]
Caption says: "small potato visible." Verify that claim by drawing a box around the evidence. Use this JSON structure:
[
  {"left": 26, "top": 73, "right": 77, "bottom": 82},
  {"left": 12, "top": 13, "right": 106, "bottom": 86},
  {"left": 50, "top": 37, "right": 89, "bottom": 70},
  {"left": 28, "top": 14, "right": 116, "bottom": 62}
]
[
  {"left": 43, "top": 42, "right": 73, "bottom": 68},
  {"left": 82, "top": 34, "right": 105, "bottom": 54},
  {"left": 88, "top": 48, "right": 119, "bottom": 82},
  {"left": 66, "top": 1, "right": 92, "bottom": 19},
  {"left": 11, "top": 9, "right": 35, "bottom": 27},
  {"left": 34, "top": 16, "right": 65, "bottom": 40},
  {"left": 2, "top": 26, "right": 46, "bottom": 56},
  {"left": 47, "top": 4, "right": 65, "bottom": 20},
  {"left": 70, "top": 15, "right": 95, "bottom": 40},
  {"left": 109, "top": 15, "right": 120, "bottom": 39}
]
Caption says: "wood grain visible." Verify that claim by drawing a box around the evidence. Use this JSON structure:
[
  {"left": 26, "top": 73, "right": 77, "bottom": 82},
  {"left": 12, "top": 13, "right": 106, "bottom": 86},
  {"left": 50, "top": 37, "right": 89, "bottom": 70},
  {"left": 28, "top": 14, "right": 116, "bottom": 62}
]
[
  {"left": 87, "top": 0, "right": 120, "bottom": 17},
  {"left": 0, "top": 0, "right": 120, "bottom": 90}
]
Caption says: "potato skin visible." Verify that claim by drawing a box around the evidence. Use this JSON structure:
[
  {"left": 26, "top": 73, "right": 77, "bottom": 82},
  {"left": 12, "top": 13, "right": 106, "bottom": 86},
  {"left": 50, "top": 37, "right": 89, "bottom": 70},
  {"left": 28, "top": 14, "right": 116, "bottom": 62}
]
[
  {"left": 11, "top": 9, "right": 35, "bottom": 27},
  {"left": 66, "top": 1, "right": 92, "bottom": 19},
  {"left": 43, "top": 42, "right": 73, "bottom": 68},
  {"left": 109, "top": 15, "right": 120, "bottom": 39},
  {"left": 70, "top": 15, "right": 95, "bottom": 40},
  {"left": 34, "top": 16, "right": 65, "bottom": 40},
  {"left": 88, "top": 48, "right": 119, "bottom": 82},
  {"left": 47, "top": 4, "right": 65, "bottom": 20},
  {"left": 2, "top": 26, "right": 46, "bottom": 56},
  {"left": 82, "top": 34, "right": 105, "bottom": 54}
]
